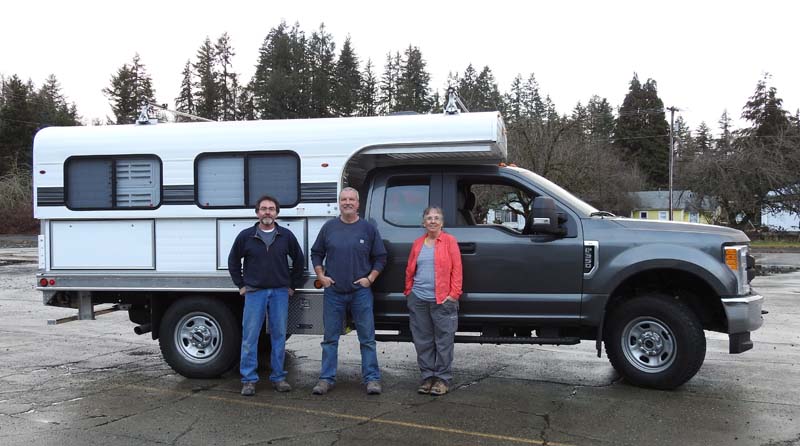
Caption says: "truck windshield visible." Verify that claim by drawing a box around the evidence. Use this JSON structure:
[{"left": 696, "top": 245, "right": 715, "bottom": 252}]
[{"left": 506, "top": 167, "right": 599, "bottom": 217}]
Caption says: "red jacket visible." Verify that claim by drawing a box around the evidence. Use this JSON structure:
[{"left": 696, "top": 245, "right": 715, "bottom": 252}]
[{"left": 404, "top": 231, "right": 463, "bottom": 303}]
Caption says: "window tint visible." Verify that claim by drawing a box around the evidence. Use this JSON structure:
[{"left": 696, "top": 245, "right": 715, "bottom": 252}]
[
  {"left": 196, "top": 152, "right": 299, "bottom": 208},
  {"left": 66, "top": 156, "right": 160, "bottom": 209},
  {"left": 384, "top": 178, "right": 430, "bottom": 226},
  {"left": 247, "top": 153, "right": 299, "bottom": 207}
]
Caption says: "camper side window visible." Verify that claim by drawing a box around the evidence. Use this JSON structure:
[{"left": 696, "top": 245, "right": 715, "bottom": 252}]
[
  {"left": 196, "top": 151, "right": 300, "bottom": 208},
  {"left": 65, "top": 156, "right": 162, "bottom": 210}
]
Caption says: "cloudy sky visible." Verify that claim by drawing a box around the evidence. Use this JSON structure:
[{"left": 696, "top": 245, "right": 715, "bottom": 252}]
[{"left": 2, "top": 0, "right": 797, "bottom": 133}]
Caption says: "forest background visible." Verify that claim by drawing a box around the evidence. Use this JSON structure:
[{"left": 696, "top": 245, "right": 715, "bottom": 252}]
[{"left": 1, "top": 21, "right": 798, "bottom": 234}]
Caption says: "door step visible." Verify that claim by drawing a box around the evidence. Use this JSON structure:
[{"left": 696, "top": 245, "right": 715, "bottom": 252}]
[{"left": 375, "top": 334, "right": 581, "bottom": 345}]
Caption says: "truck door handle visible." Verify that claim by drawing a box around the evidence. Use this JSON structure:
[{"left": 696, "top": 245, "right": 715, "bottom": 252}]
[{"left": 458, "top": 242, "right": 476, "bottom": 254}]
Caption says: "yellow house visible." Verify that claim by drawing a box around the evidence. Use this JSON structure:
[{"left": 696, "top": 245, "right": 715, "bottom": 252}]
[{"left": 630, "top": 190, "right": 718, "bottom": 224}]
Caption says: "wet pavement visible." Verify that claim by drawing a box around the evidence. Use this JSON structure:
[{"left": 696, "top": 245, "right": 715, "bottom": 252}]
[{"left": 0, "top": 253, "right": 798, "bottom": 445}]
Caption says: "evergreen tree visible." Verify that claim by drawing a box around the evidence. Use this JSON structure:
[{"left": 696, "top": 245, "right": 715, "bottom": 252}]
[
  {"left": 331, "top": 36, "right": 361, "bottom": 116},
  {"left": 614, "top": 73, "right": 669, "bottom": 187},
  {"left": 308, "top": 23, "right": 336, "bottom": 118},
  {"left": 694, "top": 122, "right": 713, "bottom": 153},
  {"left": 174, "top": 60, "right": 195, "bottom": 122},
  {"left": 455, "top": 65, "right": 502, "bottom": 112},
  {"left": 378, "top": 52, "right": 400, "bottom": 114},
  {"left": 673, "top": 115, "right": 693, "bottom": 161},
  {"left": 358, "top": 58, "right": 378, "bottom": 117},
  {"left": 0, "top": 76, "right": 36, "bottom": 169},
  {"left": 237, "top": 81, "right": 257, "bottom": 120},
  {"left": 215, "top": 32, "right": 238, "bottom": 120},
  {"left": 194, "top": 37, "right": 219, "bottom": 120},
  {"left": 36, "top": 74, "right": 81, "bottom": 127},
  {"left": 718, "top": 109, "right": 733, "bottom": 153},
  {"left": 395, "top": 45, "right": 431, "bottom": 113},
  {"left": 0, "top": 74, "right": 80, "bottom": 172},
  {"left": 103, "top": 54, "right": 155, "bottom": 124},
  {"left": 586, "top": 95, "right": 615, "bottom": 141},
  {"left": 740, "top": 73, "right": 791, "bottom": 138},
  {"left": 252, "top": 21, "right": 310, "bottom": 119},
  {"left": 505, "top": 75, "right": 526, "bottom": 122}
]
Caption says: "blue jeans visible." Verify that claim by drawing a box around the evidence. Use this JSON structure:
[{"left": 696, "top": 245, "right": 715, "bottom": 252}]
[
  {"left": 319, "top": 286, "right": 381, "bottom": 384},
  {"left": 240, "top": 288, "right": 289, "bottom": 383}
]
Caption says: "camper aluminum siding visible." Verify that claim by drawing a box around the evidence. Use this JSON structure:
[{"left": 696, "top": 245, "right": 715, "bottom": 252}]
[{"left": 33, "top": 112, "right": 506, "bottom": 291}]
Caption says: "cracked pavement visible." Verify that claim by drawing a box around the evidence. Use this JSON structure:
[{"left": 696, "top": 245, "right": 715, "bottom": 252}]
[{"left": 1, "top": 258, "right": 799, "bottom": 445}]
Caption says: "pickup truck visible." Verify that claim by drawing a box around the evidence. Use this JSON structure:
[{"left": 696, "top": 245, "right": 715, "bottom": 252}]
[
  {"left": 363, "top": 164, "right": 762, "bottom": 389},
  {"left": 33, "top": 110, "right": 763, "bottom": 390}
]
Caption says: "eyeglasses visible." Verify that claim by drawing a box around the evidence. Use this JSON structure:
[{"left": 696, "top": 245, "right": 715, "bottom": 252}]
[{"left": 259, "top": 207, "right": 277, "bottom": 212}]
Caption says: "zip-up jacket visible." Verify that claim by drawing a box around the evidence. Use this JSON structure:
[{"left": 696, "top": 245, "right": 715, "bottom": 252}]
[
  {"left": 404, "top": 231, "right": 463, "bottom": 303},
  {"left": 228, "top": 222, "right": 305, "bottom": 290}
]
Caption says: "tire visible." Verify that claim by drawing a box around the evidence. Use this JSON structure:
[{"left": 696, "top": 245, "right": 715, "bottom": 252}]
[
  {"left": 159, "top": 297, "right": 240, "bottom": 379},
  {"left": 604, "top": 294, "right": 706, "bottom": 390}
]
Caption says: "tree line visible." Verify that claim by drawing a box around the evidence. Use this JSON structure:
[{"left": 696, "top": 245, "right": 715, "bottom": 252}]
[{"left": 1, "top": 20, "right": 799, "bottom": 229}]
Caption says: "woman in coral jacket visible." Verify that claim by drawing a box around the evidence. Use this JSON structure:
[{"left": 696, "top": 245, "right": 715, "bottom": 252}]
[{"left": 404, "top": 206, "right": 463, "bottom": 396}]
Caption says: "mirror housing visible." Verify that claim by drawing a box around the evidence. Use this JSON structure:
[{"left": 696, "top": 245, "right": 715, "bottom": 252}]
[{"left": 531, "top": 197, "right": 567, "bottom": 236}]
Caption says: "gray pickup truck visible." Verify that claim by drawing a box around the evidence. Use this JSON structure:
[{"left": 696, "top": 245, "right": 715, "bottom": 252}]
[{"left": 363, "top": 165, "right": 763, "bottom": 389}]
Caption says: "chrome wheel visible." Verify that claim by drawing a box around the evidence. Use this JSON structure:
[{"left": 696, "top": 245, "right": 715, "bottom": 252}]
[
  {"left": 621, "top": 316, "right": 676, "bottom": 373},
  {"left": 174, "top": 312, "right": 223, "bottom": 363}
]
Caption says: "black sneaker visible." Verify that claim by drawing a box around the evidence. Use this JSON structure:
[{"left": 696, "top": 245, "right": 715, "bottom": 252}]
[{"left": 241, "top": 382, "right": 256, "bottom": 396}]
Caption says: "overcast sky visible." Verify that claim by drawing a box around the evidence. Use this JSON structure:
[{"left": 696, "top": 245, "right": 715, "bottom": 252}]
[{"left": 2, "top": 0, "right": 798, "bottom": 134}]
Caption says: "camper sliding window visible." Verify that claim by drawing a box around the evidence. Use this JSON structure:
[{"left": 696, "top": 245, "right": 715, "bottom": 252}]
[
  {"left": 65, "top": 156, "right": 162, "bottom": 210},
  {"left": 195, "top": 151, "right": 300, "bottom": 209}
]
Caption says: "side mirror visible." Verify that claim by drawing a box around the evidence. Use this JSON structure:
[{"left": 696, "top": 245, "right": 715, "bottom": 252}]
[{"left": 531, "top": 196, "right": 567, "bottom": 236}]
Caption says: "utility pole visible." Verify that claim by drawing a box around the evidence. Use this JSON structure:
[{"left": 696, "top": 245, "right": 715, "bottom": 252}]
[{"left": 667, "top": 106, "right": 678, "bottom": 221}]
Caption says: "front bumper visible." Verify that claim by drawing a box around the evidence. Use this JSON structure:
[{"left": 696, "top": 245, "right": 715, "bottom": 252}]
[
  {"left": 721, "top": 291, "right": 764, "bottom": 354},
  {"left": 721, "top": 292, "right": 764, "bottom": 333}
]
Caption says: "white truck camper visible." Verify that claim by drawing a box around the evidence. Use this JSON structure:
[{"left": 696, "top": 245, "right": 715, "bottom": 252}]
[{"left": 33, "top": 111, "right": 507, "bottom": 378}]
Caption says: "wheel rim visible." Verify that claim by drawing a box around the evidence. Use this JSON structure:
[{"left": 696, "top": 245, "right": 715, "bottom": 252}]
[
  {"left": 620, "top": 316, "right": 676, "bottom": 373},
  {"left": 174, "top": 311, "right": 223, "bottom": 363}
]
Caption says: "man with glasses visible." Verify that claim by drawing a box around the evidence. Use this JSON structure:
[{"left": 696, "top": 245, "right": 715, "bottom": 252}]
[{"left": 228, "top": 195, "right": 304, "bottom": 396}]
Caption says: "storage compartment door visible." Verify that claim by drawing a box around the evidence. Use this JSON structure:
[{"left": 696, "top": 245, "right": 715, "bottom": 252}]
[{"left": 51, "top": 220, "right": 155, "bottom": 269}]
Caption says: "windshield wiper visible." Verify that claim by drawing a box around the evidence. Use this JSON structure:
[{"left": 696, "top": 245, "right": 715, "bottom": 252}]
[{"left": 590, "top": 211, "right": 617, "bottom": 218}]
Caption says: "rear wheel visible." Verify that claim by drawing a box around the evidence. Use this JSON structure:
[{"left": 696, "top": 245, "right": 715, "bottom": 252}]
[
  {"left": 159, "top": 297, "right": 240, "bottom": 378},
  {"left": 604, "top": 294, "right": 706, "bottom": 390}
]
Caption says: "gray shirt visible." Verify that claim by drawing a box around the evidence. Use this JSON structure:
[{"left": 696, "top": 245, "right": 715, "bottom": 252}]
[{"left": 411, "top": 244, "right": 436, "bottom": 301}]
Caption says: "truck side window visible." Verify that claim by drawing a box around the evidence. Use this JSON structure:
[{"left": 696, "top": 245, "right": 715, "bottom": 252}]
[
  {"left": 65, "top": 156, "right": 161, "bottom": 210},
  {"left": 196, "top": 151, "right": 300, "bottom": 208},
  {"left": 384, "top": 177, "right": 430, "bottom": 226},
  {"left": 455, "top": 182, "right": 533, "bottom": 234}
]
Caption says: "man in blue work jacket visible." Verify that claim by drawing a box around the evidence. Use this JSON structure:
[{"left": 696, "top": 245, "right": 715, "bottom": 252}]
[{"left": 228, "top": 195, "right": 304, "bottom": 396}]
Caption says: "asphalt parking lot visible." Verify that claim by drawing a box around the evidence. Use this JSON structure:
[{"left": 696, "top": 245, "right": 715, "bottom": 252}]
[{"left": 0, "top": 247, "right": 799, "bottom": 446}]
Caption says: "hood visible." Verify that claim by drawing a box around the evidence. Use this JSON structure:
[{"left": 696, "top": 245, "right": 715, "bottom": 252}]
[{"left": 613, "top": 218, "right": 748, "bottom": 238}]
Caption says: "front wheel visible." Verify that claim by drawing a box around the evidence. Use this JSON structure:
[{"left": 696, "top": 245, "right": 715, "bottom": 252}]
[
  {"left": 159, "top": 297, "right": 240, "bottom": 379},
  {"left": 604, "top": 294, "right": 706, "bottom": 390}
]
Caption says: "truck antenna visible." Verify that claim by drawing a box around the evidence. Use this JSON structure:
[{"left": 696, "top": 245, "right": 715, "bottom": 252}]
[{"left": 444, "top": 87, "right": 469, "bottom": 115}]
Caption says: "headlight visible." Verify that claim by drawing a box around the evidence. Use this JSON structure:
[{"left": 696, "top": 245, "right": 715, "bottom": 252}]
[{"left": 724, "top": 245, "right": 750, "bottom": 295}]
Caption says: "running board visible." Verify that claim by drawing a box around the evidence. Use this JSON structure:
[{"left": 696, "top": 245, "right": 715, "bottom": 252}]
[{"left": 375, "top": 334, "right": 581, "bottom": 345}]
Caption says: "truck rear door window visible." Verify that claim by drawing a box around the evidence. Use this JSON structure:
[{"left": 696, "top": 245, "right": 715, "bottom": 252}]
[
  {"left": 196, "top": 151, "right": 299, "bottom": 208},
  {"left": 384, "top": 177, "right": 430, "bottom": 226},
  {"left": 65, "top": 156, "right": 161, "bottom": 210}
]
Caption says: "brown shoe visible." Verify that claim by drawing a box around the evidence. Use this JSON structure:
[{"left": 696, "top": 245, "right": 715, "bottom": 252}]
[
  {"left": 429, "top": 379, "right": 448, "bottom": 396},
  {"left": 417, "top": 377, "right": 435, "bottom": 394}
]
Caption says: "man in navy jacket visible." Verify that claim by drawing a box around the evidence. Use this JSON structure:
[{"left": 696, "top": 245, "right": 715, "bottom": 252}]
[{"left": 228, "top": 195, "right": 304, "bottom": 396}]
